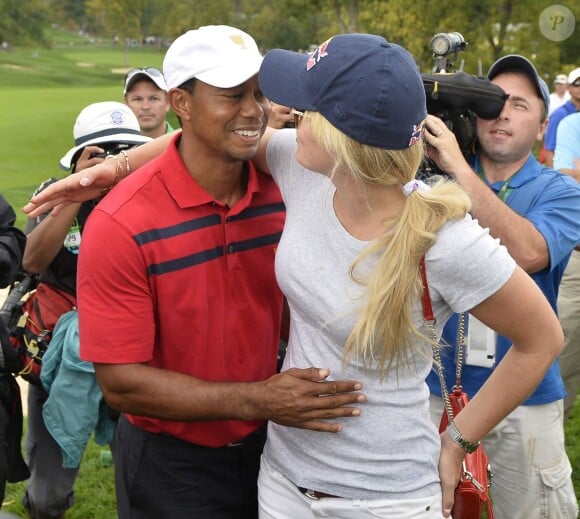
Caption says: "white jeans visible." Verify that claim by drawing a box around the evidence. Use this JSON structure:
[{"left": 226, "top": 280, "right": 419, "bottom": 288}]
[
  {"left": 258, "top": 455, "right": 446, "bottom": 519},
  {"left": 430, "top": 395, "right": 578, "bottom": 519}
]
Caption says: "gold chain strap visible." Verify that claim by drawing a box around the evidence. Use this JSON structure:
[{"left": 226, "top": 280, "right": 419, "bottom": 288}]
[{"left": 427, "top": 313, "right": 467, "bottom": 424}]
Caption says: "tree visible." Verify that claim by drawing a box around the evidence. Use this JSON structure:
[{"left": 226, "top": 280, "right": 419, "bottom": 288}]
[
  {"left": 50, "top": 0, "right": 87, "bottom": 30},
  {"left": 0, "top": 0, "right": 49, "bottom": 47},
  {"left": 86, "top": 0, "right": 143, "bottom": 65},
  {"left": 360, "top": 0, "right": 565, "bottom": 78},
  {"left": 330, "top": 0, "right": 360, "bottom": 33}
]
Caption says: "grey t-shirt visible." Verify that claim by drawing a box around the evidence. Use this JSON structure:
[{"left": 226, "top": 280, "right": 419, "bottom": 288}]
[{"left": 265, "top": 130, "right": 515, "bottom": 500}]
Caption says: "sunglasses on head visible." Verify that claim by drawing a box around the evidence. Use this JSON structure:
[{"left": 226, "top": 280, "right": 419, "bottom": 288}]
[
  {"left": 124, "top": 67, "right": 163, "bottom": 82},
  {"left": 290, "top": 108, "right": 309, "bottom": 128}
]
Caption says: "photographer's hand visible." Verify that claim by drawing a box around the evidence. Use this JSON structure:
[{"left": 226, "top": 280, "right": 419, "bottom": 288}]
[
  {"left": 74, "top": 145, "right": 107, "bottom": 173},
  {"left": 424, "top": 115, "right": 472, "bottom": 179},
  {"left": 268, "top": 102, "right": 294, "bottom": 129}
]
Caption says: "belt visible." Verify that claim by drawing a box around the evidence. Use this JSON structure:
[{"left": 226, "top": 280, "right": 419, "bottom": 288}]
[
  {"left": 575, "top": 245, "right": 580, "bottom": 252},
  {"left": 298, "top": 487, "right": 340, "bottom": 500}
]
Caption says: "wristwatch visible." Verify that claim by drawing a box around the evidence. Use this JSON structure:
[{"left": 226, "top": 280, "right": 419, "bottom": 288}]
[{"left": 446, "top": 421, "right": 480, "bottom": 453}]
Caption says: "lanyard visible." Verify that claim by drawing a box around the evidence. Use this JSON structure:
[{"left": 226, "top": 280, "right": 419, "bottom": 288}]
[{"left": 476, "top": 157, "right": 517, "bottom": 202}]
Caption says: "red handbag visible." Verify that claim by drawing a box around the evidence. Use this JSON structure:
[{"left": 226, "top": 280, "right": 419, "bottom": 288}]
[{"left": 420, "top": 259, "right": 495, "bottom": 519}]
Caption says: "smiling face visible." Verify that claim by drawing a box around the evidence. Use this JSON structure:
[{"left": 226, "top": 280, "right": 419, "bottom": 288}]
[
  {"left": 174, "top": 75, "right": 270, "bottom": 164},
  {"left": 476, "top": 72, "right": 547, "bottom": 166}
]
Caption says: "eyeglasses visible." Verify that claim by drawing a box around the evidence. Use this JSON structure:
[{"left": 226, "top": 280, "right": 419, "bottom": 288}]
[
  {"left": 290, "top": 108, "right": 309, "bottom": 128},
  {"left": 571, "top": 80, "right": 580, "bottom": 88}
]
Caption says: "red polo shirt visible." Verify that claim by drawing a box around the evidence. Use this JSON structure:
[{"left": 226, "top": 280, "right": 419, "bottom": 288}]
[{"left": 78, "top": 133, "right": 285, "bottom": 446}]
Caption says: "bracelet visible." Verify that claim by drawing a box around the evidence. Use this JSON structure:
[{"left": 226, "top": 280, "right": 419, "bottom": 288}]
[
  {"left": 119, "top": 149, "right": 131, "bottom": 177},
  {"left": 101, "top": 155, "right": 123, "bottom": 194},
  {"left": 446, "top": 421, "right": 480, "bottom": 454}
]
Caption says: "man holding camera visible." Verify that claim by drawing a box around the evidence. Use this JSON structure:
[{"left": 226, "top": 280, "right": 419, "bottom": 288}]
[
  {"left": 21, "top": 102, "right": 150, "bottom": 519},
  {"left": 425, "top": 55, "right": 580, "bottom": 519}
]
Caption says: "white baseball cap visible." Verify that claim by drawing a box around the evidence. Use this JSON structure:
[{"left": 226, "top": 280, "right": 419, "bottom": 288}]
[
  {"left": 123, "top": 67, "right": 168, "bottom": 95},
  {"left": 554, "top": 73, "right": 568, "bottom": 84},
  {"left": 568, "top": 67, "right": 580, "bottom": 85},
  {"left": 163, "top": 25, "right": 263, "bottom": 89},
  {"left": 59, "top": 102, "right": 151, "bottom": 170}
]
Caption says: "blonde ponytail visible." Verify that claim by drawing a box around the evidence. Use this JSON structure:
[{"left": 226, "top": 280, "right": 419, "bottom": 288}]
[{"left": 309, "top": 112, "right": 471, "bottom": 374}]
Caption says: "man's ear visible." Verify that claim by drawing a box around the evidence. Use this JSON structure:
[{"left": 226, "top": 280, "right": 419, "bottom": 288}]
[
  {"left": 536, "top": 118, "right": 549, "bottom": 142},
  {"left": 169, "top": 89, "right": 191, "bottom": 121}
]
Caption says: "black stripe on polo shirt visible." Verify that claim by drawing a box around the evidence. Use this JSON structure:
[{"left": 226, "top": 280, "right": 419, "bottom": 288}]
[
  {"left": 226, "top": 202, "right": 285, "bottom": 222},
  {"left": 226, "top": 232, "right": 282, "bottom": 254},
  {"left": 147, "top": 246, "right": 223, "bottom": 276},
  {"left": 134, "top": 214, "right": 222, "bottom": 246}
]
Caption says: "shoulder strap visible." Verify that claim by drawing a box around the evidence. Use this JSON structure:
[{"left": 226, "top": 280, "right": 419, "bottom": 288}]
[
  {"left": 419, "top": 257, "right": 454, "bottom": 422},
  {"left": 419, "top": 257, "right": 433, "bottom": 321},
  {"left": 420, "top": 258, "right": 471, "bottom": 421}
]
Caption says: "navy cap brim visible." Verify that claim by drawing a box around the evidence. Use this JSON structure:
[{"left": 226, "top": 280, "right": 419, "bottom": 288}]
[
  {"left": 488, "top": 55, "right": 549, "bottom": 113},
  {"left": 259, "top": 49, "right": 316, "bottom": 111}
]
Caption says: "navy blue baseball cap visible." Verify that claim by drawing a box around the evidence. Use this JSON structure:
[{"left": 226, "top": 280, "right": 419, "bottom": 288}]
[
  {"left": 259, "top": 34, "right": 427, "bottom": 150},
  {"left": 487, "top": 55, "right": 550, "bottom": 114}
]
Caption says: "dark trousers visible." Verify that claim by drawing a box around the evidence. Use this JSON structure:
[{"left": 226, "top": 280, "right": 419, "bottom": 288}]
[{"left": 115, "top": 415, "right": 266, "bottom": 519}]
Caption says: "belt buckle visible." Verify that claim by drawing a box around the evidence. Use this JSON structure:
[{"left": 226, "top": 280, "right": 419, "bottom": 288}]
[{"left": 299, "top": 487, "right": 320, "bottom": 500}]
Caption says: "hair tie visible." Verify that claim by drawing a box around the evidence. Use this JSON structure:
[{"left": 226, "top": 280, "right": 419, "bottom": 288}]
[{"left": 402, "top": 179, "right": 429, "bottom": 197}]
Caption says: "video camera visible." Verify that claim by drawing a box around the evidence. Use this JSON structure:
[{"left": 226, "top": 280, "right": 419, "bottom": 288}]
[
  {"left": 87, "top": 142, "right": 134, "bottom": 160},
  {"left": 417, "top": 32, "right": 508, "bottom": 179}
]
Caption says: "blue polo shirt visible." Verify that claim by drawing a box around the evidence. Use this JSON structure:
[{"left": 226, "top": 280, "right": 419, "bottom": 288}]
[
  {"left": 545, "top": 100, "right": 577, "bottom": 152},
  {"left": 554, "top": 112, "right": 580, "bottom": 171},
  {"left": 427, "top": 152, "right": 580, "bottom": 405}
]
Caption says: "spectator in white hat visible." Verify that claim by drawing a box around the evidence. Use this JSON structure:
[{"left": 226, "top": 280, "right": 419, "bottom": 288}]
[
  {"left": 21, "top": 102, "right": 150, "bottom": 519},
  {"left": 548, "top": 73, "right": 570, "bottom": 116},
  {"left": 544, "top": 66, "right": 580, "bottom": 166},
  {"left": 123, "top": 67, "right": 174, "bottom": 139}
]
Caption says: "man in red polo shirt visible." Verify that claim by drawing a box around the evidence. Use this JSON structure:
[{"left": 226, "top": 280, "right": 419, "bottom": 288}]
[{"left": 76, "top": 26, "right": 364, "bottom": 519}]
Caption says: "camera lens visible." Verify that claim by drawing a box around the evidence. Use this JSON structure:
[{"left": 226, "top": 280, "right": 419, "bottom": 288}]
[{"left": 430, "top": 32, "right": 466, "bottom": 56}]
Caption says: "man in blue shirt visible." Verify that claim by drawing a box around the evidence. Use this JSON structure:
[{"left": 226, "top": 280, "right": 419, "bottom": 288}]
[
  {"left": 544, "top": 67, "right": 580, "bottom": 167},
  {"left": 554, "top": 111, "right": 580, "bottom": 181},
  {"left": 424, "top": 55, "right": 580, "bottom": 519},
  {"left": 553, "top": 112, "right": 580, "bottom": 421}
]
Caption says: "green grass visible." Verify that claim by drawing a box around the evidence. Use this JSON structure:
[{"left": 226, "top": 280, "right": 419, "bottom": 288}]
[
  {"left": 0, "top": 41, "right": 174, "bottom": 230},
  {"left": 1, "top": 85, "right": 120, "bottom": 229},
  {"left": 566, "top": 401, "right": 580, "bottom": 500},
  {"left": 2, "top": 427, "right": 117, "bottom": 518}
]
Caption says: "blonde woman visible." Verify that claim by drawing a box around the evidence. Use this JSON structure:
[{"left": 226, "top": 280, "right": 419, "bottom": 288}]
[
  {"left": 253, "top": 34, "right": 561, "bottom": 519},
  {"left": 24, "top": 33, "right": 562, "bottom": 519}
]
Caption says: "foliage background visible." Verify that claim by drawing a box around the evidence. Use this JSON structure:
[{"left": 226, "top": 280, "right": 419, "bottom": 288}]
[{"left": 2, "top": 0, "right": 579, "bottom": 74}]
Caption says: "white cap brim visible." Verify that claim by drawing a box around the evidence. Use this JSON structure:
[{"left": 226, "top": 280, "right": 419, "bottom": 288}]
[
  {"left": 59, "top": 133, "right": 151, "bottom": 170},
  {"left": 195, "top": 53, "right": 263, "bottom": 88}
]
